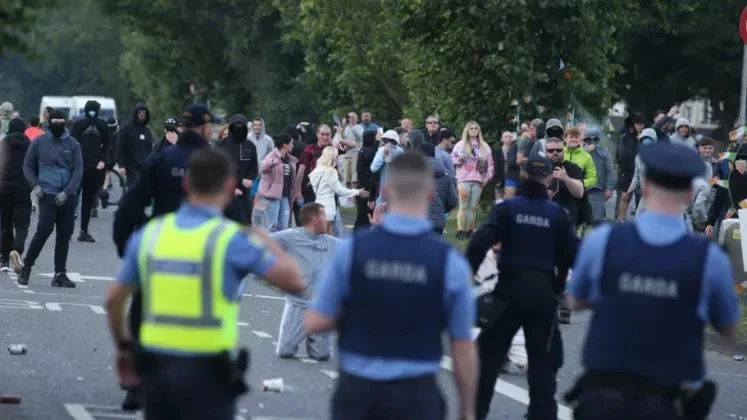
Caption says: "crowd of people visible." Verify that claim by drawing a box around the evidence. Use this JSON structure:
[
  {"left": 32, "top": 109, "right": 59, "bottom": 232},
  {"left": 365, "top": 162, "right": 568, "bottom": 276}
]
[{"left": 0, "top": 97, "right": 743, "bottom": 420}]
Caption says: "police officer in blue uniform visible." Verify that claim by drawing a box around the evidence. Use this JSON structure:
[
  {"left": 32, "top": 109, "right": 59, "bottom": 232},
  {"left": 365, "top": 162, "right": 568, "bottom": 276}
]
[
  {"left": 105, "top": 148, "right": 304, "bottom": 419},
  {"left": 305, "top": 151, "right": 478, "bottom": 420},
  {"left": 465, "top": 155, "right": 579, "bottom": 420},
  {"left": 112, "top": 104, "right": 218, "bottom": 410},
  {"left": 566, "top": 142, "right": 741, "bottom": 420}
]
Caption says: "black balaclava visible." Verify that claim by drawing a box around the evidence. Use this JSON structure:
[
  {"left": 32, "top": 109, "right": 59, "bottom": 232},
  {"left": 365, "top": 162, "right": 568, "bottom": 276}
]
[
  {"left": 229, "top": 122, "right": 248, "bottom": 142},
  {"left": 8, "top": 118, "right": 26, "bottom": 134},
  {"left": 84, "top": 100, "right": 101, "bottom": 119},
  {"left": 48, "top": 110, "right": 66, "bottom": 138}
]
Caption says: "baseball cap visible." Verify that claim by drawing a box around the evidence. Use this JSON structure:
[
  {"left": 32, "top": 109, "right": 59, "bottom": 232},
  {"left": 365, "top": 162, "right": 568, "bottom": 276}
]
[
  {"left": 524, "top": 155, "right": 553, "bottom": 177},
  {"left": 181, "top": 104, "right": 220, "bottom": 128},
  {"left": 164, "top": 116, "right": 181, "bottom": 131}
]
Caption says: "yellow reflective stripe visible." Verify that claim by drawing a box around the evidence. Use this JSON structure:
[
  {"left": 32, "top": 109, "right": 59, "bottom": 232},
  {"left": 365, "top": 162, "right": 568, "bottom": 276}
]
[{"left": 144, "top": 218, "right": 229, "bottom": 328}]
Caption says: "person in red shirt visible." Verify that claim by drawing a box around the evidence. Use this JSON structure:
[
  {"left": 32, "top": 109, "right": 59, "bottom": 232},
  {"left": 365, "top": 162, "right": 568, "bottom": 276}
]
[
  {"left": 294, "top": 124, "right": 332, "bottom": 204},
  {"left": 24, "top": 117, "right": 45, "bottom": 141}
]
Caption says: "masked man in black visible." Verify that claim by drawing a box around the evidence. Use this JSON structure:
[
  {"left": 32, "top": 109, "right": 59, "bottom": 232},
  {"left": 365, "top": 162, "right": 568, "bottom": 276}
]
[
  {"left": 215, "top": 114, "right": 258, "bottom": 224},
  {"left": 71, "top": 100, "right": 110, "bottom": 242}
]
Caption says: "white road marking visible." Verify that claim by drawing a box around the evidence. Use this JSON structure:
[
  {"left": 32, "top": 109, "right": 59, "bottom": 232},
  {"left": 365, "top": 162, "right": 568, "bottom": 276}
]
[
  {"left": 300, "top": 358, "right": 319, "bottom": 364},
  {"left": 320, "top": 369, "right": 338, "bottom": 379},
  {"left": 236, "top": 321, "right": 250, "bottom": 327},
  {"left": 440, "top": 356, "right": 573, "bottom": 420},
  {"left": 242, "top": 293, "right": 284, "bottom": 300},
  {"left": 252, "top": 330, "right": 272, "bottom": 339},
  {"left": 80, "top": 275, "right": 116, "bottom": 281},
  {"left": 63, "top": 404, "right": 96, "bottom": 420},
  {"left": 45, "top": 302, "right": 106, "bottom": 314},
  {"left": 16, "top": 284, "right": 27, "bottom": 289}
]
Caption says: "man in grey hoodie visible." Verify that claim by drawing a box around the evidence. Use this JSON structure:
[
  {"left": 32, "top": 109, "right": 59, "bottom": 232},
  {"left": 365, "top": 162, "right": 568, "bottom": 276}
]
[
  {"left": 272, "top": 202, "right": 339, "bottom": 360},
  {"left": 583, "top": 128, "right": 615, "bottom": 223},
  {"left": 669, "top": 117, "right": 698, "bottom": 150},
  {"left": 17, "top": 110, "right": 82, "bottom": 288},
  {"left": 248, "top": 117, "right": 275, "bottom": 163}
]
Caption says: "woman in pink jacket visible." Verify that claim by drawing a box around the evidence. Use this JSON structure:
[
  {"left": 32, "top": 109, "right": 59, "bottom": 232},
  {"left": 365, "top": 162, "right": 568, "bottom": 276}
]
[
  {"left": 451, "top": 121, "right": 495, "bottom": 239},
  {"left": 256, "top": 134, "right": 298, "bottom": 232}
]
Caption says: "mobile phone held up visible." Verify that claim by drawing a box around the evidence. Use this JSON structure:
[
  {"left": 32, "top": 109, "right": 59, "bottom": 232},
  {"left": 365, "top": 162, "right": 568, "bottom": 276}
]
[{"left": 333, "top": 116, "right": 341, "bottom": 127}]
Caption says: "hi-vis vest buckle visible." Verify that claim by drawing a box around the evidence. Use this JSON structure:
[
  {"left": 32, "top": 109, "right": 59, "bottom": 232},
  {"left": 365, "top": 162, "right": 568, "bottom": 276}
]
[{"left": 143, "top": 217, "right": 229, "bottom": 328}]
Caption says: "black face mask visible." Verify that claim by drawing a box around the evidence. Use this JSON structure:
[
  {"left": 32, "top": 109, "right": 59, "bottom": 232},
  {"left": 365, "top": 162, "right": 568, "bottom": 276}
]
[{"left": 49, "top": 123, "right": 65, "bottom": 138}]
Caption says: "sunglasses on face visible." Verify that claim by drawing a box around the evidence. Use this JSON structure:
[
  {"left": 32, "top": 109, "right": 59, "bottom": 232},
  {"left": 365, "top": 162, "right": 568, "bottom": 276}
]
[
  {"left": 426, "top": 121, "right": 438, "bottom": 125},
  {"left": 546, "top": 148, "right": 564, "bottom": 154}
]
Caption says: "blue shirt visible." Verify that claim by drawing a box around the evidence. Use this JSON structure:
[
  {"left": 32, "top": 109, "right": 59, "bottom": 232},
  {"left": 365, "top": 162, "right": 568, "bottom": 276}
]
[
  {"left": 117, "top": 203, "right": 278, "bottom": 302},
  {"left": 311, "top": 213, "right": 475, "bottom": 380},
  {"left": 570, "top": 212, "right": 740, "bottom": 329}
]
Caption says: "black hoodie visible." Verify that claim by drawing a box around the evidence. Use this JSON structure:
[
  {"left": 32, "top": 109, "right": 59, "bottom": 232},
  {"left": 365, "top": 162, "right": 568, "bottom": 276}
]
[
  {"left": 116, "top": 103, "right": 154, "bottom": 169},
  {"left": 215, "top": 114, "right": 258, "bottom": 194},
  {"left": 356, "top": 131, "right": 379, "bottom": 193},
  {"left": 71, "top": 100, "right": 110, "bottom": 168},
  {"left": 1, "top": 119, "right": 31, "bottom": 191}
]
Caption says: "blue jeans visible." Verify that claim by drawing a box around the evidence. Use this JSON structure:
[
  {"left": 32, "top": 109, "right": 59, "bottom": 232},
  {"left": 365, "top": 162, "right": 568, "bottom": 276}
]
[
  {"left": 332, "top": 210, "right": 343, "bottom": 238},
  {"left": 265, "top": 197, "right": 291, "bottom": 232}
]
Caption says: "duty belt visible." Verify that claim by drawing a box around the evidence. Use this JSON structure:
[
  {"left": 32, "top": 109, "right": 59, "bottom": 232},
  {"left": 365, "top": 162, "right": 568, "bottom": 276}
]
[{"left": 564, "top": 371, "right": 678, "bottom": 403}]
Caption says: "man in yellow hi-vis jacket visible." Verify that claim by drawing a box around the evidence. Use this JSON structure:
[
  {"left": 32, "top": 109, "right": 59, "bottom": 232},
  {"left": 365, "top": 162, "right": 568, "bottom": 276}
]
[{"left": 105, "top": 148, "right": 304, "bottom": 419}]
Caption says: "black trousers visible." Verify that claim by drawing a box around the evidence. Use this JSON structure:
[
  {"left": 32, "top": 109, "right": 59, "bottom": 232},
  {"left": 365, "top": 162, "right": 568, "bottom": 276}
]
[
  {"left": 332, "top": 372, "right": 445, "bottom": 420},
  {"left": 0, "top": 189, "right": 32, "bottom": 260},
  {"left": 125, "top": 167, "right": 141, "bottom": 189},
  {"left": 353, "top": 196, "right": 372, "bottom": 230},
  {"left": 141, "top": 356, "right": 236, "bottom": 420},
  {"left": 80, "top": 167, "right": 105, "bottom": 232},
  {"left": 574, "top": 388, "right": 687, "bottom": 420},
  {"left": 476, "top": 274, "right": 562, "bottom": 420},
  {"left": 23, "top": 193, "right": 76, "bottom": 272}
]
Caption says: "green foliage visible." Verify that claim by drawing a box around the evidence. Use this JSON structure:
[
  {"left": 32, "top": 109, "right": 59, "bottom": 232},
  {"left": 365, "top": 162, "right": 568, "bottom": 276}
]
[
  {"left": 0, "top": 0, "right": 136, "bottom": 119},
  {"left": 1, "top": 0, "right": 745, "bottom": 138},
  {"left": 616, "top": 1, "right": 745, "bottom": 128}
]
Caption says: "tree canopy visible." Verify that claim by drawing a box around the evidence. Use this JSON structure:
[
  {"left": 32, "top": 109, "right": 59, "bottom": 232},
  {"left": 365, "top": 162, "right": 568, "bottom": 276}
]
[{"left": 0, "top": 0, "right": 744, "bottom": 138}]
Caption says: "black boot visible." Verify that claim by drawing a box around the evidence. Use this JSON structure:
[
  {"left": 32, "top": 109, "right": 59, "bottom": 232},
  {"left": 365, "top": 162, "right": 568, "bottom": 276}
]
[
  {"left": 77, "top": 231, "right": 95, "bottom": 243},
  {"left": 121, "top": 389, "right": 141, "bottom": 411},
  {"left": 17, "top": 266, "right": 31, "bottom": 286},
  {"left": 51, "top": 271, "right": 76, "bottom": 288}
]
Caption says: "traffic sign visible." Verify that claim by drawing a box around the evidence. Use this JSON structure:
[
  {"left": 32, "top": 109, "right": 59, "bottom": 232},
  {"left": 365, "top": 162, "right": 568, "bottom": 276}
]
[{"left": 740, "top": 7, "right": 747, "bottom": 44}]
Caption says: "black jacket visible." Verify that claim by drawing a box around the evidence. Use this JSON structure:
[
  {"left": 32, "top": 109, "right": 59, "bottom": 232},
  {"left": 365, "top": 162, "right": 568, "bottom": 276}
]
[
  {"left": 214, "top": 114, "right": 258, "bottom": 194},
  {"left": 116, "top": 103, "right": 154, "bottom": 170},
  {"left": 616, "top": 130, "right": 639, "bottom": 191},
  {"left": 113, "top": 130, "right": 210, "bottom": 257},
  {"left": 1, "top": 132, "right": 31, "bottom": 191},
  {"left": 71, "top": 100, "right": 110, "bottom": 168},
  {"left": 491, "top": 142, "right": 506, "bottom": 188},
  {"left": 356, "top": 132, "right": 379, "bottom": 194}
]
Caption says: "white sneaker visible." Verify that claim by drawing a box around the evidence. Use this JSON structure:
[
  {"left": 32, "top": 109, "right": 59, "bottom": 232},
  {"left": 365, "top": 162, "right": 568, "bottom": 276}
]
[{"left": 9, "top": 250, "right": 23, "bottom": 274}]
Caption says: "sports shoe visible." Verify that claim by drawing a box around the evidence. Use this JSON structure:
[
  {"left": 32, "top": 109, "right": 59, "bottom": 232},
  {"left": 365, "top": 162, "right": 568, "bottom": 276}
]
[
  {"left": 8, "top": 250, "right": 23, "bottom": 274},
  {"left": 51, "top": 271, "right": 76, "bottom": 288}
]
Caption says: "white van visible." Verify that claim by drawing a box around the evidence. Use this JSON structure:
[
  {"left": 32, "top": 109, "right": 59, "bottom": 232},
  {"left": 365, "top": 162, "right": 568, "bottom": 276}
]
[
  {"left": 39, "top": 96, "right": 73, "bottom": 121},
  {"left": 71, "top": 96, "right": 117, "bottom": 121}
]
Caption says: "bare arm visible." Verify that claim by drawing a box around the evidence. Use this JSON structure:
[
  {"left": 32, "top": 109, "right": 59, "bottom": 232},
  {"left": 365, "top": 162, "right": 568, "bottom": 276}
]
[
  {"left": 565, "top": 176, "right": 584, "bottom": 198},
  {"left": 295, "top": 164, "right": 307, "bottom": 198},
  {"left": 451, "top": 340, "right": 478, "bottom": 419},
  {"left": 105, "top": 283, "right": 135, "bottom": 344}
]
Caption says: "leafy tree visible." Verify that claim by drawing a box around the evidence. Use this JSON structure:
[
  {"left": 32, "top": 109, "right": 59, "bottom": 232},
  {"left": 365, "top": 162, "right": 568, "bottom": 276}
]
[
  {"left": 0, "top": 0, "right": 136, "bottom": 119},
  {"left": 0, "top": 0, "right": 58, "bottom": 54},
  {"left": 616, "top": 1, "right": 745, "bottom": 129}
]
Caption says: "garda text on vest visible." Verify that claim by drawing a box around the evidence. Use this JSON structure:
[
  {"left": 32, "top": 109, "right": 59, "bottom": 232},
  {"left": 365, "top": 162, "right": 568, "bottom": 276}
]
[
  {"left": 364, "top": 259, "right": 427, "bottom": 284},
  {"left": 618, "top": 272, "right": 679, "bottom": 299},
  {"left": 516, "top": 214, "right": 550, "bottom": 228}
]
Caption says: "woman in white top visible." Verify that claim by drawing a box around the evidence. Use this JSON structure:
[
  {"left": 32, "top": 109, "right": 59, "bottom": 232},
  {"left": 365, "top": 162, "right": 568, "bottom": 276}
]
[{"left": 309, "top": 146, "right": 369, "bottom": 234}]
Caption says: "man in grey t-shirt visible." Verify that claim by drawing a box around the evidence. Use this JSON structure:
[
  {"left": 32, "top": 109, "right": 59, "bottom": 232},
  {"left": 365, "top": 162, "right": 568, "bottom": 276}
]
[
  {"left": 516, "top": 118, "right": 543, "bottom": 165},
  {"left": 271, "top": 203, "right": 339, "bottom": 360}
]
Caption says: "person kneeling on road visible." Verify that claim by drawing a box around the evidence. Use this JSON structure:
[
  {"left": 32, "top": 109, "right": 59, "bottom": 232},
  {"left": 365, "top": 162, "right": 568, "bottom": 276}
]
[{"left": 272, "top": 202, "right": 338, "bottom": 360}]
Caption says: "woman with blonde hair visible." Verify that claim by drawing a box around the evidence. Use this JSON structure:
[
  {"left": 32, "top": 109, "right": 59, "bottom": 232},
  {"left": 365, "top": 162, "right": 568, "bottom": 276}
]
[
  {"left": 309, "top": 146, "right": 369, "bottom": 234},
  {"left": 451, "top": 121, "right": 494, "bottom": 239}
]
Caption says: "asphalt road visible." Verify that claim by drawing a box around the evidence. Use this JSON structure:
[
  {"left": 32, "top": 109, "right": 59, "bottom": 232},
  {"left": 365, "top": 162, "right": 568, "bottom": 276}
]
[{"left": 0, "top": 204, "right": 746, "bottom": 420}]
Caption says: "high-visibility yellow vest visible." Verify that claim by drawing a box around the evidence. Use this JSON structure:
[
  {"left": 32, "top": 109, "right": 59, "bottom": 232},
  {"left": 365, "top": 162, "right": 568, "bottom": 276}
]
[{"left": 138, "top": 213, "right": 241, "bottom": 354}]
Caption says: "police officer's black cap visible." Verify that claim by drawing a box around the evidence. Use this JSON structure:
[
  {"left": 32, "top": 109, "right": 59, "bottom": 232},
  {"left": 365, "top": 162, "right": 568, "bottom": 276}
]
[
  {"left": 639, "top": 142, "right": 705, "bottom": 190},
  {"left": 524, "top": 155, "right": 553, "bottom": 177},
  {"left": 182, "top": 104, "right": 220, "bottom": 128},
  {"left": 164, "top": 116, "right": 181, "bottom": 131}
]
